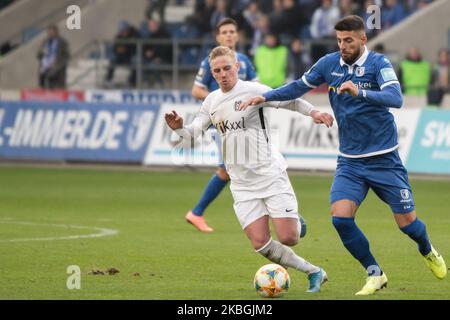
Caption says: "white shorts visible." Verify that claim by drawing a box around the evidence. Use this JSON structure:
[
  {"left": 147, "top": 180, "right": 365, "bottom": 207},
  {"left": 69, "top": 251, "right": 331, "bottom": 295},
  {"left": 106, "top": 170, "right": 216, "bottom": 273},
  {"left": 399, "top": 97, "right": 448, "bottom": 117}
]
[{"left": 233, "top": 190, "right": 299, "bottom": 229}]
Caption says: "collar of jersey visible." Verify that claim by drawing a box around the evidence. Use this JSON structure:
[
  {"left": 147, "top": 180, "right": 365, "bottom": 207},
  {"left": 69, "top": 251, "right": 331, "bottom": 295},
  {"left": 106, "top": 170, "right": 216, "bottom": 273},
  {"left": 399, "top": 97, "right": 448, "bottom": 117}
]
[
  {"left": 339, "top": 45, "right": 369, "bottom": 68},
  {"left": 220, "top": 79, "right": 242, "bottom": 95}
]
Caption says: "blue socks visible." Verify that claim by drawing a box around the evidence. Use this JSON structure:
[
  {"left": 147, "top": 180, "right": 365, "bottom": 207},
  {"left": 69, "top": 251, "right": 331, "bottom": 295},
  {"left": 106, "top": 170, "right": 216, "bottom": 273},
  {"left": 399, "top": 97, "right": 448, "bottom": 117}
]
[
  {"left": 332, "top": 217, "right": 382, "bottom": 276},
  {"left": 400, "top": 218, "right": 432, "bottom": 256},
  {"left": 192, "top": 174, "right": 228, "bottom": 217}
]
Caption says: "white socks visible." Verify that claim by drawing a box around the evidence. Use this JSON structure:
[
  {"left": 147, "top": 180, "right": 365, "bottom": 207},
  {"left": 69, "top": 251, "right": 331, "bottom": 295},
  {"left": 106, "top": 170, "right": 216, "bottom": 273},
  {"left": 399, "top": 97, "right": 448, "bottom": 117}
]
[{"left": 256, "top": 239, "right": 320, "bottom": 275}]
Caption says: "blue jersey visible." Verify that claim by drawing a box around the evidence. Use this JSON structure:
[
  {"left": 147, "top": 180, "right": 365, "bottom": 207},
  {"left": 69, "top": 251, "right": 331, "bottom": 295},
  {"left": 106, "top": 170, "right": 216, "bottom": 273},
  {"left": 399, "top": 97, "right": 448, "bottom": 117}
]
[
  {"left": 264, "top": 47, "right": 403, "bottom": 158},
  {"left": 194, "top": 52, "right": 257, "bottom": 91}
]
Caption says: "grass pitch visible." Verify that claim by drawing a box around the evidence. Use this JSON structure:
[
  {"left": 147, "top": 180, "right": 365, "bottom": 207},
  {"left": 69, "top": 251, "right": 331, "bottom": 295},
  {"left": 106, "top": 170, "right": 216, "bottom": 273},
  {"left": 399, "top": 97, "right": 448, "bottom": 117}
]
[{"left": 0, "top": 165, "right": 449, "bottom": 300}]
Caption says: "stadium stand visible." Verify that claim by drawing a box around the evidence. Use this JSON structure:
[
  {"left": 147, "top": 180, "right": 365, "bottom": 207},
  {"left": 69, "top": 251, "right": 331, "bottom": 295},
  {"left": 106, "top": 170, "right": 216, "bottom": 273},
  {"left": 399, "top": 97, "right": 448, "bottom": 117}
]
[{"left": 0, "top": 0, "right": 448, "bottom": 106}]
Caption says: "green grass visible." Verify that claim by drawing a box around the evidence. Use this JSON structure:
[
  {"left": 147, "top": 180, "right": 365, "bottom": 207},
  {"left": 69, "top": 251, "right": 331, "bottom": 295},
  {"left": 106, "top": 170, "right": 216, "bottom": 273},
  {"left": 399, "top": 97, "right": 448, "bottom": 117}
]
[{"left": 0, "top": 166, "right": 449, "bottom": 300}]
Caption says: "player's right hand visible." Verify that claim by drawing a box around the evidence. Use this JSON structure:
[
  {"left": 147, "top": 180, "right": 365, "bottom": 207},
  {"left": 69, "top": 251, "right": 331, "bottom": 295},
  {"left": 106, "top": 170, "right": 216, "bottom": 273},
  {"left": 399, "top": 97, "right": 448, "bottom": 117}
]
[
  {"left": 164, "top": 110, "right": 183, "bottom": 130},
  {"left": 238, "top": 95, "right": 266, "bottom": 111},
  {"left": 310, "top": 110, "right": 334, "bottom": 128}
]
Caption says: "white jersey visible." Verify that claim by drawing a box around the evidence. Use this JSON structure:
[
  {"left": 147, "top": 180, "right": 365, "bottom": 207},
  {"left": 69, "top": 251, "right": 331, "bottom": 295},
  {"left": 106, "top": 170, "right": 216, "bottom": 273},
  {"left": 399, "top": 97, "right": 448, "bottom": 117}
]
[{"left": 175, "top": 80, "right": 314, "bottom": 201}]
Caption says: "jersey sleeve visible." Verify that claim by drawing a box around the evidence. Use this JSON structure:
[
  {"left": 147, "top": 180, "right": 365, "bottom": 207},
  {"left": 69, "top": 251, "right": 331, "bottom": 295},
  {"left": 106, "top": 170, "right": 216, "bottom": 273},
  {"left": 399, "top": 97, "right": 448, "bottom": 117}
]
[
  {"left": 194, "top": 59, "right": 213, "bottom": 89},
  {"left": 302, "top": 55, "right": 327, "bottom": 88},
  {"left": 243, "top": 55, "right": 258, "bottom": 81},
  {"left": 255, "top": 82, "right": 315, "bottom": 116},
  {"left": 263, "top": 55, "right": 327, "bottom": 102},
  {"left": 175, "top": 99, "right": 212, "bottom": 139},
  {"left": 376, "top": 55, "right": 400, "bottom": 90}
]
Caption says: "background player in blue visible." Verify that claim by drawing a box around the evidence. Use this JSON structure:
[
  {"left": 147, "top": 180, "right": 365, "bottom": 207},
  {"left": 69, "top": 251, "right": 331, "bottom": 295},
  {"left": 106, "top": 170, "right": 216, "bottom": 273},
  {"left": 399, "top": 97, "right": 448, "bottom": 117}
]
[
  {"left": 240, "top": 15, "right": 447, "bottom": 295},
  {"left": 185, "top": 17, "right": 258, "bottom": 232}
]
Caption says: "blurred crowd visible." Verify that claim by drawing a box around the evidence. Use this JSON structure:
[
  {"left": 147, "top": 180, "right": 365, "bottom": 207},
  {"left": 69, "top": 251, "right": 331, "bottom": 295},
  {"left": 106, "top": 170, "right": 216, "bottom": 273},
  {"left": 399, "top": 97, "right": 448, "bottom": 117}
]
[
  {"left": 14, "top": 0, "right": 447, "bottom": 106},
  {"left": 96, "top": 0, "right": 447, "bottom": 105},
  {"left": 398, "top": 46, "right": 449, "bottom": 106}
]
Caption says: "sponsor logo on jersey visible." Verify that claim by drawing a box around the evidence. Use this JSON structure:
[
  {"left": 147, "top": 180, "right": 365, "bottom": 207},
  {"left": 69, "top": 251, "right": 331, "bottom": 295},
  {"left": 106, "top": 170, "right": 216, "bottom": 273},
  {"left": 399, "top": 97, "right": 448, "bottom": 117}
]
[
  {"left": 355, "top": 82, "right": 372, "bottom": 89},
  {"left": 215, "top": 117, "right": 246, "bottom": 134},
  {"left": 331, "top": 72, "right": 344, "bottom": 77}
]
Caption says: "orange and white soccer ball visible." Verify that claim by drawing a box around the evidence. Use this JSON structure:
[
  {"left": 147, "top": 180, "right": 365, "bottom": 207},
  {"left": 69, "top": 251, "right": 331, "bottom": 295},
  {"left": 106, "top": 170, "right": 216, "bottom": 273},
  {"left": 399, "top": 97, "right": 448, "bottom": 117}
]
[{"left": 254, "top": 264, "right": 290, "bottom": 298}]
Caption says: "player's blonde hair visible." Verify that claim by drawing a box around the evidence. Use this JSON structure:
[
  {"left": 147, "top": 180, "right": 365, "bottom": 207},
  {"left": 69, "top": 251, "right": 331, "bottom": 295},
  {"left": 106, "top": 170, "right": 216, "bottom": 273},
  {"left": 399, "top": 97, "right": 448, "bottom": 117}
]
[{"left": 208, "top": 46, "right": 237, "bottom": 64}]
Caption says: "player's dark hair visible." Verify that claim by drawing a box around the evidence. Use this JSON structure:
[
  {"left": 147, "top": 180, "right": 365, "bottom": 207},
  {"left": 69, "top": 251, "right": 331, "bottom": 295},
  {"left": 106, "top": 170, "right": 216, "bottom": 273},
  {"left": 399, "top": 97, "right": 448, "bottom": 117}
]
[
  {"left": 215, "top": 17, "right": 238, "bottom": 34},
  {"left": 334, "top": 15, "right": 365, "bottom": 32}
]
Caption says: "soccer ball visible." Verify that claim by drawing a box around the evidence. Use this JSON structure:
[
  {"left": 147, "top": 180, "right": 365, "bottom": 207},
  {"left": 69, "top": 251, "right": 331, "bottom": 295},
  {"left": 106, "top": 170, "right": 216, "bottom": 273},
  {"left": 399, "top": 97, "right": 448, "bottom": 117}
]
[{"left": 254, "top": 264, "right": 290, "bottom": 298}]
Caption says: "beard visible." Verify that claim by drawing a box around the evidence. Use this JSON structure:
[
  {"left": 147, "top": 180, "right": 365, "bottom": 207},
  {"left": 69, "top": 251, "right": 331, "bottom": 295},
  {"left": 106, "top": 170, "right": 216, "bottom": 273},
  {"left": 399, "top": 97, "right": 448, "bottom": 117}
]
[{"left": 342, "top": 47, "right": 361, "bottom": 65}]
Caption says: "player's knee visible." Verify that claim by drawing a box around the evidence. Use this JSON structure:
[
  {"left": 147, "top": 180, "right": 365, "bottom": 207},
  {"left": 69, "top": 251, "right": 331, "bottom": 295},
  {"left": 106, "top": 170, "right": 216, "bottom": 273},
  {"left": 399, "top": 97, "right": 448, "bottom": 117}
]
[
  {"left": 394, "top": 211, "right": 417, "bottom": 228},
  {"left": 252, "top": 236, "right": 271, "bottom": 251},
  {"left": 332, "top": 216, "right": 355, "bottom": 233},
  {"left": 278, "top": 233, "right": 298, "bottom": 247},
  {"left": 216, "top": 167, "right": 230, "bottom": 181}
]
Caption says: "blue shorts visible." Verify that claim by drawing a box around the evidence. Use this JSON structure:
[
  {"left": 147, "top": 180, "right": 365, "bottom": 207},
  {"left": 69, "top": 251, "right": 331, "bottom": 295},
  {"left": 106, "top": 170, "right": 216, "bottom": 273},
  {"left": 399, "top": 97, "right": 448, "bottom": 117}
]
[{"left": 330, "top": 150, "right": 415, "bottom": 214}]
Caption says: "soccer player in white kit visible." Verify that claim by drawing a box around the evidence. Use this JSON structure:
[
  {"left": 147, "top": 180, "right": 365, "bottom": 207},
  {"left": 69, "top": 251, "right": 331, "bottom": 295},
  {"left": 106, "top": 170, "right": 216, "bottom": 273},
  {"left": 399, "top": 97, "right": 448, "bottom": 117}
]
[{"left": 165, "top": 46, "right": 334, "bottom": 292}]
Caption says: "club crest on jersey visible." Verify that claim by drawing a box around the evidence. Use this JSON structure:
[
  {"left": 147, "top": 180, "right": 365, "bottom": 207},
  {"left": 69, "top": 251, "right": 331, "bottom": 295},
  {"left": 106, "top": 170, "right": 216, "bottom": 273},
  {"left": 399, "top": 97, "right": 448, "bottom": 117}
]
[
  {"left": 234, "top": 100, "right": 242, "bottom": 111},
  {"left": 400, "top": 189, "right": 410, "bottom": 200},
  {"left": 355, "top": 67, "right": 365, "bottom": 77}
]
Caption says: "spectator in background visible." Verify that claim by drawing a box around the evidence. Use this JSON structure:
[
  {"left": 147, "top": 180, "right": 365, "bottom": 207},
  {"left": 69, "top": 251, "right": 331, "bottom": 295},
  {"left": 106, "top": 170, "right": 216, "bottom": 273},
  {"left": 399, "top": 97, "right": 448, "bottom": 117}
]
[
  {"left": 254, "top": 33, "right": 288, "bottom": 88},
  {"left": 274, "top": 0, "right": 307, "bottom": 37},
  {"left": 287, "top": 38, "right": 312, "bottom": 82},
  {"left": 105, "top": 21, "right": 141, "bottom": 88},
  {"left": 381, "top": 0, "right": 407, "bottom": 31},
  {"left": 226, "top": 0, "right": 253, "bottom": 38},
  {"left": 145, "top": 0, "right": 168, "bottom": 24},
  {"left": 258, "top": 0, "right": 274, "bottom": 14},
  {"left": 310, "top": 0, "right": 340, "bottom": 62},
  {"left": 268, "top": 0, "right": 283, "bottom": 33},
  {"left": 428, "top": 48, "right": 449, "bottom": 107},
  {"left": 210, "top": 0, "right": 228, "bottom": 32},
  {"left": 249, "top": 14, "right": 271, "bottom": 57},
  {"left": 243, "top": 0, "right": 262, "bottom": 39},
  {"left": 37, "top": 25, "right": 70, "bottom": 89},
  {"left": 134, "top": 18, "right": 172, "bottom": 87},
  {"left": 339, "top": 0, "right": 357, "bottom": 17},
  {"left": 191, "top": 0, "right": 216, "bottom": 36},
  {"left": 297, "top": 0, "right": 322, "bottom": 25},
  {"left": 399, "top": 47, "right": 431, "bottom": 96},
  {"left": 310, "top": 0, "right": 340, "bottom": 39}
]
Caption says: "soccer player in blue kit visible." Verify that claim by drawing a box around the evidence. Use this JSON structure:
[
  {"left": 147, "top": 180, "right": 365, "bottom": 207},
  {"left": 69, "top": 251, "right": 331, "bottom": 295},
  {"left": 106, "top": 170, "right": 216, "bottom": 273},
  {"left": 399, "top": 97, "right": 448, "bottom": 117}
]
[
  {"left": 184, "top": 18, "right": 258, "bottom": 232},
  {"left": 240, "top": 15, "right": 447, "bottom": 295}
]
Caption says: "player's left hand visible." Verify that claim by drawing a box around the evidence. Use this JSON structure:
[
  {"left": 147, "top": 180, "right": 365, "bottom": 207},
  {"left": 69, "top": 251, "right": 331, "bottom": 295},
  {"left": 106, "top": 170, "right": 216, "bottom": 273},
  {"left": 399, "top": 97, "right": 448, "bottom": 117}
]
[
  {"left": 337, "top": 81, "right": 359, "bottom": 97},
  {"left": 310, "top": 110, "right": 334, "bottom": 128}
]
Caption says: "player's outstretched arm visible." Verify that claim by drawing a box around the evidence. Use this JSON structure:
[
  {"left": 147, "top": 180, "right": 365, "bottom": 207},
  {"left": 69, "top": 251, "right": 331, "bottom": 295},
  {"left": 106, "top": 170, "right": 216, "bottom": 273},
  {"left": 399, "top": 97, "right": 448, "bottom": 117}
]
[
  {"left": 165, "top": 106, "right": 212, "bottom": 140},
  {"left": 239, "top": 78, "right": 316, "bottom": 111},
  {"left": 264, "top": 98, "right": 334, "bottom": 128},
  {"left": 337, "top": 80, "right": 403, "bottom": 109}
]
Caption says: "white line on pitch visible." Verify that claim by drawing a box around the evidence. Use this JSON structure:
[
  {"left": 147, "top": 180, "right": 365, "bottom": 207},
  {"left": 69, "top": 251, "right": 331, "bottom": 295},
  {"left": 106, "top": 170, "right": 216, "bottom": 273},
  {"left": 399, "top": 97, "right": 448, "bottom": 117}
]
[{"left": 0, "top": 220, "right": 118, "bottom": 242}]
